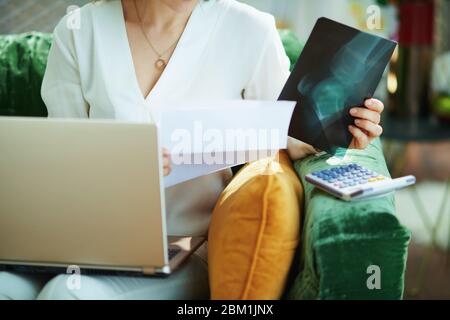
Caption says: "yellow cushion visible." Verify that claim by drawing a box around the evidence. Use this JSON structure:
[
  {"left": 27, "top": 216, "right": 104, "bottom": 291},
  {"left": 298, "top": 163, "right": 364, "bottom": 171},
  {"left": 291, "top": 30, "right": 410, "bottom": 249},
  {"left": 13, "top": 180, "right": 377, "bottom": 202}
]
[{"left": 208, "top": 150, "right": 303, "bottom": 300}]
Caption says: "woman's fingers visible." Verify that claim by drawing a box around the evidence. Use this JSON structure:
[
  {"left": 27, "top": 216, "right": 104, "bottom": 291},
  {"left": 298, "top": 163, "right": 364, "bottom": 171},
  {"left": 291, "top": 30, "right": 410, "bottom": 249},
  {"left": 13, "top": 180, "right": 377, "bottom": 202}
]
[
  {"left": 162, "top": 154, "right": 171, "bottom": 167},
  {"left": 162, "top": 148, "right": 171, "bottom": 177},
  {"left": 163, "top": 166, "right": 171, "bottom": 177},
  {"left": 354, "top": 119, "right": 383, "bottom": 138},
  {"left": 350, "top": 107, "right": 381, "bottom": 124},
  {"left": 349, "top": 125, "right": 369, "bottom": 149},
  {"left": 162, "top": 148, "right": 170, "bottom": 157},
  {"left": 348, "top": 99, "right": 384, "bottom": 150},
  {"left": 364, "top": 98, "right": 384, "bottom": 113}
]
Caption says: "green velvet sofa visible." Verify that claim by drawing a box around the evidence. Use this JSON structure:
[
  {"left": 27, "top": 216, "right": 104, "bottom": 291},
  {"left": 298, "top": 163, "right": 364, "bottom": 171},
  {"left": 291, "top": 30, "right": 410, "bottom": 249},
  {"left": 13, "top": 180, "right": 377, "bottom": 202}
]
[{"left": 0, "top": 32, "right": 411, "bottom": 300}]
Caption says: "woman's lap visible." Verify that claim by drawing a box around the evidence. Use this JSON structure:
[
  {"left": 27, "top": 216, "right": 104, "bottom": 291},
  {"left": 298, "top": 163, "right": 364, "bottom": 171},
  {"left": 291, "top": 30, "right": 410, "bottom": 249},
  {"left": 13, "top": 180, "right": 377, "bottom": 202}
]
[
  {"left": 0, "top": 253, "right": 209, "bottom": 300},
  {"left": 0, "top": 271, "right": 50, "bottom": 300},
  {"left": 37, "top": 254, "right": 209, "bottom": 300}
]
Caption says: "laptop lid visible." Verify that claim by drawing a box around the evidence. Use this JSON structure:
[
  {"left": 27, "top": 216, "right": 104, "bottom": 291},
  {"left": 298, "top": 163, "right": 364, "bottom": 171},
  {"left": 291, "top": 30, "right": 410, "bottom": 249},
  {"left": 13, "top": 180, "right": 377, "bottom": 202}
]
[
  {"left": 0, "top": 117, "right": 168, "bottom": 274},
  {"left": 280, "top": 17, "right": 397, "bottom": 154}
]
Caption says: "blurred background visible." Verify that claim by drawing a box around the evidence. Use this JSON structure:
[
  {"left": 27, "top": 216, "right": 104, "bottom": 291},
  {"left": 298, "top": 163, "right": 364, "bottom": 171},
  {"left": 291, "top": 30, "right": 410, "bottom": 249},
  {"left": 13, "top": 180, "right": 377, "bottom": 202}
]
[
  {"left": 0, "top": 0, "right": 86, "bottom": 33},
  {"left": 1, "top": 0, "right": 450, "bottom": 299}
]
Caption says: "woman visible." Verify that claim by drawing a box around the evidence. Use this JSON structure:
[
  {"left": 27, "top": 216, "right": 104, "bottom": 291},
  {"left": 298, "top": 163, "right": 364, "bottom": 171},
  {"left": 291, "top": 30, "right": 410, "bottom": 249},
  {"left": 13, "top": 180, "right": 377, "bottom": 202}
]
[{"left": 0, "top": 0, "right": 384, "bottom": 300}]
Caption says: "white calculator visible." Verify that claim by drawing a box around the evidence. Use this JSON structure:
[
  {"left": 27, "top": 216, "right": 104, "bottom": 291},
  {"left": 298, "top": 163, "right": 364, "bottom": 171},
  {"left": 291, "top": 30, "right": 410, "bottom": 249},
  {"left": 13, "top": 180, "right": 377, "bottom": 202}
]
[{"left": 306, "top": 163, "right": 416, "bottom": 201}]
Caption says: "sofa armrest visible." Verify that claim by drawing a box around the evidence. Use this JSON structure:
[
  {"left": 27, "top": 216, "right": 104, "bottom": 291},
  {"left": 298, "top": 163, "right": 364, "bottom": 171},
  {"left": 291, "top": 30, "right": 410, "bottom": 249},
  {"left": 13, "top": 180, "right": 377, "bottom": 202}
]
[{"left": 288, "top": 139, "right": 411, "bottom": 300}]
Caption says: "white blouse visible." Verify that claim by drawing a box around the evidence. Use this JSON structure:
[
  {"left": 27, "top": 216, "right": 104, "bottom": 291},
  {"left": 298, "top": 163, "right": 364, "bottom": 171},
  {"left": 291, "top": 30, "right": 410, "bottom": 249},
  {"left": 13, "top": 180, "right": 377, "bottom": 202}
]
[{"left": 41, "top": 0, "right": 291, "bottom": 236}]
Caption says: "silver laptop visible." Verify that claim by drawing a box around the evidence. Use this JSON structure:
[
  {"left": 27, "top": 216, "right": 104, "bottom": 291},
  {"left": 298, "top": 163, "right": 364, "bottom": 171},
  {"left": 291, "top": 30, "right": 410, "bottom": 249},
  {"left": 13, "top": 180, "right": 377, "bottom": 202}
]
[{"left": 0, "top": 117, "right": 204, "bottom": 276}]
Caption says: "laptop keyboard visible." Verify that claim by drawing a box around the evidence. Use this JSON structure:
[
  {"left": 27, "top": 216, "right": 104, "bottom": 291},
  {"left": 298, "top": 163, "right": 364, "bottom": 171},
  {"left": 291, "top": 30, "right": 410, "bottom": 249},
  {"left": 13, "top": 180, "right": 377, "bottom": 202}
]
[{"left": 168, "top": 248, "right": 181, "bottom": 260}]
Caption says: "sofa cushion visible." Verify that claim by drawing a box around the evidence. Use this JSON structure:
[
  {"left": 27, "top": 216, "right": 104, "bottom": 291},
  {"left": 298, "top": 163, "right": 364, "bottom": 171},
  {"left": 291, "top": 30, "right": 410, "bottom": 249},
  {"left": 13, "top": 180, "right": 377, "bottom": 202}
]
[
  {"left": 0, "top": 32, "right": 52, "bottom": 117},
  {"left": 288, "top": 139, "right": 411, "bottom": 300},
  {"left": 208, "top": 150, "right": 303, "bottom": 300}
]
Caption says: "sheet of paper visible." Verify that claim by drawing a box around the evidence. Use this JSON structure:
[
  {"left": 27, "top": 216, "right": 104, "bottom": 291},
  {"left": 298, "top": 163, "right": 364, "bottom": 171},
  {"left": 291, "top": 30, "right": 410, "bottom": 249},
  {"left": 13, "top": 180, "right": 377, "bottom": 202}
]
[{"left": 151, "top": 100, "right": 295, "bottom": 187}]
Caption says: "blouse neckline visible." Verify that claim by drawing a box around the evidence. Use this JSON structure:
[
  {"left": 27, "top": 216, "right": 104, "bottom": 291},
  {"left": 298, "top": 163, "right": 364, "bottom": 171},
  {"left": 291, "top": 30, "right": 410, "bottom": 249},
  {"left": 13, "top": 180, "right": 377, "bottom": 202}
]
[{"left": 115, "top": 0, "right": 202, "bottom": 103}]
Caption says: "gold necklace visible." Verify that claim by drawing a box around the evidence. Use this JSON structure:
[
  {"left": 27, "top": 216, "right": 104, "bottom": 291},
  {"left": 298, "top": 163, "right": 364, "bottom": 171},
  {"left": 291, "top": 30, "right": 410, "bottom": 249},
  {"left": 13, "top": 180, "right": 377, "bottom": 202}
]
[{"left": 134, "top": 0, "right": 184, "bottom": 70}]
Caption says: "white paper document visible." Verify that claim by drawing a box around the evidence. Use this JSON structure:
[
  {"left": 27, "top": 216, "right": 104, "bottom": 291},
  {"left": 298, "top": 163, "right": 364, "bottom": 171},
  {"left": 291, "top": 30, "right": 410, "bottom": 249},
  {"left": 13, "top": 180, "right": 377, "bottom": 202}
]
[{"left": 152, "top": 100, "right": 295, "bottom": 187}]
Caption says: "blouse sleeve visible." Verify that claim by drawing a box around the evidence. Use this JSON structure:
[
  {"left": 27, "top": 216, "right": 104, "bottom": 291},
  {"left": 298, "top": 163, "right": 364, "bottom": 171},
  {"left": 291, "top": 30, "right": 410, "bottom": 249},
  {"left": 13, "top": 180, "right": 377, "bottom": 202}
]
[
  {"left": 244, "top": 16, "right": 291, "bottom": 101},
  {"left": 41, "top": 21, "right": 90, "bottom": 118},
  {"left": 244, "top": 17, "right": 319, "bottom": 159}
]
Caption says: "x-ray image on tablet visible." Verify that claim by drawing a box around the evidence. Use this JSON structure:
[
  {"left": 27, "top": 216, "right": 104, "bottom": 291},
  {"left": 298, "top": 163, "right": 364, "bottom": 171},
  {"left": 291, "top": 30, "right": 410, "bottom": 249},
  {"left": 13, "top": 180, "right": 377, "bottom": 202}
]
[{"left": 279, "top": 18, "right": 397, "bottom": 154}]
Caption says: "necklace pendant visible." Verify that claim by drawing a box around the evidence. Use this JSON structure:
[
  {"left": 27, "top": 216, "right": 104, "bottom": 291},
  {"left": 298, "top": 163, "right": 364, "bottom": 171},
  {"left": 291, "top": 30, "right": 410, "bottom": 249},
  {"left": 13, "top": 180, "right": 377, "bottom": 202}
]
[{"left": 155, "top": 58, "right": 167, "bottom": 70}]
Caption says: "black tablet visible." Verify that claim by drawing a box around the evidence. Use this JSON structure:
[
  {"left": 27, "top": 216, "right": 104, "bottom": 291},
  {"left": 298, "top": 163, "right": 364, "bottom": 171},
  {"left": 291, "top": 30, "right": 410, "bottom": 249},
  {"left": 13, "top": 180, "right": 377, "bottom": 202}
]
[{"left": 279, "top": 17, "right": 397, "bottom": 154}]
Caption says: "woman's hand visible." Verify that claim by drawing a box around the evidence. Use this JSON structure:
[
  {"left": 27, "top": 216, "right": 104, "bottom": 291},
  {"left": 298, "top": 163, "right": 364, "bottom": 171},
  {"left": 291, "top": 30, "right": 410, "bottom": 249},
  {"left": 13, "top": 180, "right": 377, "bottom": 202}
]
[
  {"left": 286, "top": 98, "right": 385, "bottom": 161},
  {"left": 348, "top": 98, "right": 384, "bottom": 150},
  {"left": 286, "top": 137, "right": 319, "bottom": 161},
  {"left": 162, "top": 148, "right": 171, "bottom": 177}
]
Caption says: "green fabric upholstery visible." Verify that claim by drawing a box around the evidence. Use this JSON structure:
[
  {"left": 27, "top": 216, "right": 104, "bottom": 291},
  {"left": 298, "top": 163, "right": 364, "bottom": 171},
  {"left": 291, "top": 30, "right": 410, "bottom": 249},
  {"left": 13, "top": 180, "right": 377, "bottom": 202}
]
[
  {"left": 0, "top": 32, "right": 51, "bottom": 117},
  {"left": 278, "top": 29, "right": 303, "bottom": 71},
  {"left": 0, "top": 32, "right": 410, "bottom": 300},
  {"left": 288, "top": 140, "right": 411, "bottom": 299}
]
